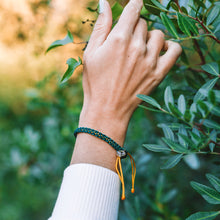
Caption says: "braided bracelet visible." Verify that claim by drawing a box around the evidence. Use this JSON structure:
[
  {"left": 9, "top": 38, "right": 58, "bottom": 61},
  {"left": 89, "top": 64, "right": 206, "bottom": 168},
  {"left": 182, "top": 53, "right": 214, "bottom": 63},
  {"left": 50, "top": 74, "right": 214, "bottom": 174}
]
[{"left": 74, "top": 127, "right": 136, "bottom": 200}]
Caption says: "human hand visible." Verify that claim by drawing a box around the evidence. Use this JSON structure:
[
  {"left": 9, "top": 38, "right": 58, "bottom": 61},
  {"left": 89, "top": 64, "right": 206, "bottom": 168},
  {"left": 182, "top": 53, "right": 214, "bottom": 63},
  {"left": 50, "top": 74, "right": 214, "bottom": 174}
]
[{"left": 79, "top": 0, "right": 182, "bottom": 146}]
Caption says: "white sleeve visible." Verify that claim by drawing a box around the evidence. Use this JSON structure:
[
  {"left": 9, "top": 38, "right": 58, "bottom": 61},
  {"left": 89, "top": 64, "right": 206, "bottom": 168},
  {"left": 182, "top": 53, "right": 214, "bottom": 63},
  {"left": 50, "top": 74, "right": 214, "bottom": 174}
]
[{"left": 48, "top": 163, "right": 120, "bottom": 220}]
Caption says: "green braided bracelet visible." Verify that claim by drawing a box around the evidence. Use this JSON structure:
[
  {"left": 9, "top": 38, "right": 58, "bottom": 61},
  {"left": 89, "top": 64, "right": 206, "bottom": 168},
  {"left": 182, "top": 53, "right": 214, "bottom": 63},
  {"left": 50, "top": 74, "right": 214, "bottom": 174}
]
[{"left": 74, "top": 127, "right": 127, "bottom": 158}]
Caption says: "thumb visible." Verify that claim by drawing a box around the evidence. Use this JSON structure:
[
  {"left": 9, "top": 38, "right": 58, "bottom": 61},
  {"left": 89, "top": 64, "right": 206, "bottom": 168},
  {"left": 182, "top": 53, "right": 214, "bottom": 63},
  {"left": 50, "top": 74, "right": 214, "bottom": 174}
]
[{"left": 88, "top": 0, "right": 112, "bottom": 49}]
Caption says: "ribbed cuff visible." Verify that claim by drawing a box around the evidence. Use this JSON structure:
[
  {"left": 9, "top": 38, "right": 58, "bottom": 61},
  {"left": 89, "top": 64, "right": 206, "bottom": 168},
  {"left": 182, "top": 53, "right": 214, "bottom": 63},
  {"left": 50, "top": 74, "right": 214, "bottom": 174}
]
[{"left": 48, "top": 163, "right": 120, "bottom": 220}]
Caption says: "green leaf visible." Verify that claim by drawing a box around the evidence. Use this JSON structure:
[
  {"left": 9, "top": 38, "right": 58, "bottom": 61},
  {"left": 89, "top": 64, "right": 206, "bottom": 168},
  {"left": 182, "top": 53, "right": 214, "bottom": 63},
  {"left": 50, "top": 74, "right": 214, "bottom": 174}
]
[
  {"left": 208, "top": 90, "right": 216, "bottom": 104},
  {"left": 158, "top": 123, "right": 190, "bottom": 130},
  {"left": 211, "top": 106, "right": 220, "bottom": 117},
  {"left": 170, "top": 2, "right": 179, "bottom": 11},
  {"left": 184, "top": 154, "right": 200, "bottom": 170},
  {"left": 160, "top": 124, "right": 175, "bottom": 141},
  {"left": 169, "top": 103, "right": 183, "bottom": 117},
  {"left": 194, "top": 78, "right": 219, "bottom": 103},
  {"left": 191, "top": 181, "right": 220, "bottom": 204},
  {"left": 151, "top": 0, "right": 167, "bottom": 11},
  {"left": 209, "top": 130, "right": 217, "bottom": 152},
  {"left": 214, "top": 23, "right": 220, "bottom": 34},
  {"left": 161, "top": 189, "right": 177, "bottom": 203},
  {"left": 156, "top": 174, "right": 164, "bottom": 201},
  {"left": 186, "top": 211, "right": 220, "bottom": 220},
  {"left": 197, "top": 101, "right": 208, "bottom": 118},
  {"left": 206, "top": 174, "right": 220, "bottom": 193},
  {"left": 203, "top": 120, "right": 220, "bottom": 130},
  {"left": 203, "top": 101, "right": 213, "bottom": 111},
  {"left": 143, "top": 144, "right": 171, "bottom": 152},
  {"left": 178, "top": 133, "right": 196, "bottom": 149},
  {"left": 201, "top": 63, "right": 220, "bottom": 77},
  {"left": 177, "top": 13, "right": 192, "bottom": 36},
  {"left": 207, "top": 7, "right": 220, "bottom": 26},
  {"left": 164, "top": 86, "right": 174, "bottom": 112},
  {"left": 162, "top": 138, "right": 188, "bottom": 153},
  {"left": 138, "top": 105, "right": 163, "bottom": 113},
  {"left": 184, "top": 16, "right": 199, "bottom": 35},
  {"left": 111, "top": 2, "right": 123, "bottom": 21},
  {"left": 144, "top": 0, "right": 162, "bottom": 15},
  {"left": 192, "top": 127, "right": 201, "bottom": 138},
  {"left": 61, "top": 57, "right": 82, "bottom": 83},
  {"left": 178, "top": 126, "right": 188, "bottom": 148},
  {"left": 215, "top": 90, "right": 220, "bottom": 102},
  {"left": 161, "top": 154, "right": 183, "bottom": 169},
  {"left": 194, "top": 0, "right": 206, "bottom": 8},
  {"left": 178, "top": 94, "right": 186, "bottom": 115},
  {"left": 137, "top": 95, "right": 161, "bottom": 109},
  {"left": 46, "top": 30, "right": 74, "bottom": 53},
  {"left": 160, "top": 12, "right": 179, "bottom": 38},
  {"left": 181, "top": 6, "right": 188, "bottom": 15},
  {"left": 189, "top": 130, "right": 202, "bottom": 145},
  {"left": 190, "top": 103, "right": 197, "bottom": 122},
  {"left": 198, "top": 89, "right": 208, "bottom": 97},
  {"left": 184, "top": 109, "right": 192, "bottom": 122}
]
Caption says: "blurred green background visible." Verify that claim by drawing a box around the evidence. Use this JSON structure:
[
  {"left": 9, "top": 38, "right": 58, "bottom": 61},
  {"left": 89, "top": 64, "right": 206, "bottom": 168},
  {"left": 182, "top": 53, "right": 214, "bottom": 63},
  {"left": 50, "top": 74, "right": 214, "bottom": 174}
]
[{"left": 0, "top": 0, "right": 219, "bottom": 220}]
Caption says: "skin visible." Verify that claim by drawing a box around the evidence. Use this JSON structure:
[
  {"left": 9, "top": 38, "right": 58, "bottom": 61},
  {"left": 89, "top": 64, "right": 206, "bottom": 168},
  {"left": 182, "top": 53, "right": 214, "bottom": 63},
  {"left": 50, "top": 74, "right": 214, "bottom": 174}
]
[{"left": 71, "top": 0, "right": 182, "bottom": 172}]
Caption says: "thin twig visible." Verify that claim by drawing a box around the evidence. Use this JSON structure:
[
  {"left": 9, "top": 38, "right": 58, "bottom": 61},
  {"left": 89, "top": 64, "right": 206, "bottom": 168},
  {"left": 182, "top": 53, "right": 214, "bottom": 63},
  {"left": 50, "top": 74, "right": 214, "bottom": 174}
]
[
  {"left": 193, "top": 39, "right": 206, "bottom": 65},
  {"left": 187, "top": 16, "right": 220, "bottom": 44}
]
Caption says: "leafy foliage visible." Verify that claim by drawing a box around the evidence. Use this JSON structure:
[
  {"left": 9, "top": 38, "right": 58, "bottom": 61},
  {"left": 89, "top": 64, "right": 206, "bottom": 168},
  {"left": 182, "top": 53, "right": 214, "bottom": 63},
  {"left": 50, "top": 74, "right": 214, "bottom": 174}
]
[{"left": 138, "top": 0, "right": 220, "bottom": 218}]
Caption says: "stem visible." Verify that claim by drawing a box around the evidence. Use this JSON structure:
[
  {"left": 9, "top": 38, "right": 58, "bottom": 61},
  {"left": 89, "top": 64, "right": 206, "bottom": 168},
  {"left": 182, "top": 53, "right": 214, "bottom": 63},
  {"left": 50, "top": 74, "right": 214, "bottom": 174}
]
[
  {"left": 187, "top": 16, "right": 220, "bottom": 44},
  {"left": 161, "top": 108, "right": 194, "bottom": 128},
  {"left": 188, "top": 67, "right": 206, "bottom": 74},
  {"left": 210, "top": 140, "right": 220, "bottom": 147},
  {"left": 193, "top": 39, "right": 206, "bottom": 65},
  {"left": 174, "top": 0, "right": 182, "bottom": 13},
  {"left": 194, "top": 122, "right": 207, "bottom": 136},
  {"left": 170, "top": 34, "right": 215, "bottom": 41}
]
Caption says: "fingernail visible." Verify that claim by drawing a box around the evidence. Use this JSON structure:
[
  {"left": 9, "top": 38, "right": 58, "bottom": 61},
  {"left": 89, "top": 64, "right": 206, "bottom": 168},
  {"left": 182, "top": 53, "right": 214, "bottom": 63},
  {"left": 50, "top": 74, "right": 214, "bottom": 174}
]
[{"left": 99, "top": 0, "right": 105, "bottom": 14}]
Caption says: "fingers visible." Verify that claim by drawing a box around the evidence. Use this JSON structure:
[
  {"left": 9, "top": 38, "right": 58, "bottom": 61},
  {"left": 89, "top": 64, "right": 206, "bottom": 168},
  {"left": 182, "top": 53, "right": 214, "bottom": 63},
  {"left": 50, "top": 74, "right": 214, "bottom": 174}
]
[
  {"left": 133, "top": 18, "right": 148, "bottom": 43},
  {"left": 146, "top": 30, "right": 165, "bottom": 58},
  {"left": 87, "top": 0, "right": 112, "bottom": 50},
  {"left": 157, "top": 40, "right": 182, "bottom": 75},
  {"left": 112, "top": 0, "right": 143, "bottom": 35}
]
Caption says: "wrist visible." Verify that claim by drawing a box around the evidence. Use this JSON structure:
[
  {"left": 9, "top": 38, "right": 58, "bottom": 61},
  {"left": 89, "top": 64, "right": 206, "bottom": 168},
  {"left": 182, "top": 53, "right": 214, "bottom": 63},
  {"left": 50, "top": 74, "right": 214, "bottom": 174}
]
[
  {"left": 79, "top": 105, "right": 129, "bottom": 146},
  {"left": 71, "top": 105, "right": 130, "bottom": 171}
]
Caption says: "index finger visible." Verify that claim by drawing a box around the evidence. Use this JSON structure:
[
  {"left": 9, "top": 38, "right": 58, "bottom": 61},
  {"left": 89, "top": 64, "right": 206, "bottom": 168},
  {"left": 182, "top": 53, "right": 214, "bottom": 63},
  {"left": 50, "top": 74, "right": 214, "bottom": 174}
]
[{"left": 112, "top": 0, "right": 143, "bottom": 35}]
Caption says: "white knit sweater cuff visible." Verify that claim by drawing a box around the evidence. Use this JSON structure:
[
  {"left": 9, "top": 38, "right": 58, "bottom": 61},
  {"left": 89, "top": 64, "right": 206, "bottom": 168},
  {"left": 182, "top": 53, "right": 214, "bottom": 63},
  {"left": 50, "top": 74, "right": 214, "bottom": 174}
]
[{"left": 48, "top": 163, "right": 120, "bottom": 220}]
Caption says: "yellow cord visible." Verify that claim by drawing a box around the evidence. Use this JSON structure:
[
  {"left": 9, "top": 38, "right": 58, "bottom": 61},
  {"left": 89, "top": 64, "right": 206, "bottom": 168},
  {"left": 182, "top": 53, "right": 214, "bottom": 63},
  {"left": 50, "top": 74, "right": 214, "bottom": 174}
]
[
  {"left": 115, "top": 153, "right": 136, "bottom": 200},
  {"left": 127, "top": 152, "right": 136, "bottom": 194},
  {"left": 116, "top": 156, "right": 126, "bottom": 200}
]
